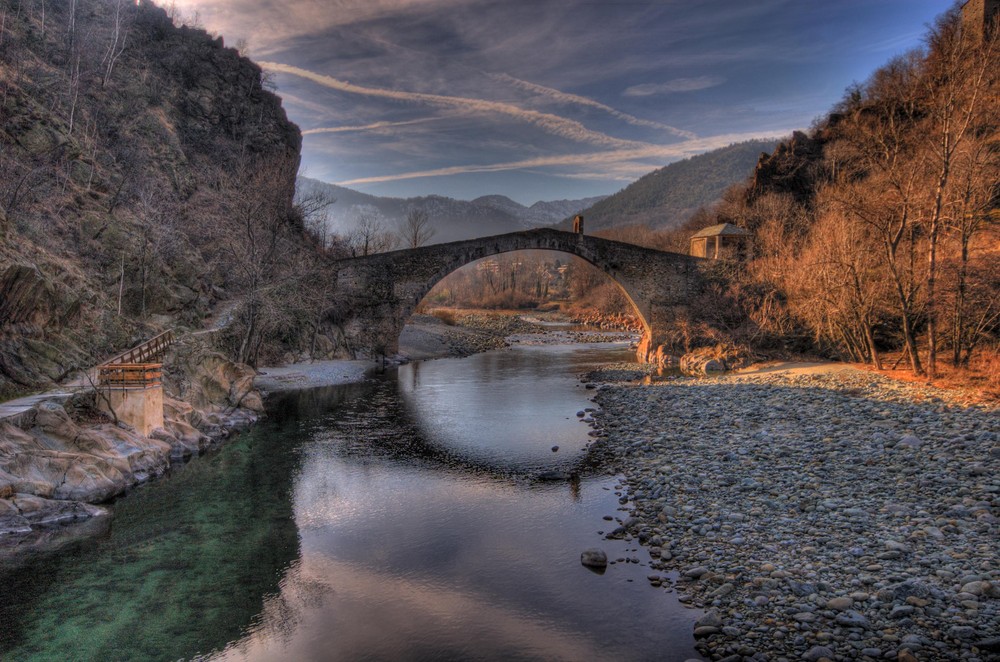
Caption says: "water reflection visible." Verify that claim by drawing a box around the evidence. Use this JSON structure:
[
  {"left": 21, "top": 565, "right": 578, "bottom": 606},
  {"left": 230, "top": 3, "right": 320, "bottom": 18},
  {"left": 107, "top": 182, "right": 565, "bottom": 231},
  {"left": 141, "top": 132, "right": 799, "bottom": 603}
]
[{"left": 0, "top": 343, "right": 701, "bottom": 661}]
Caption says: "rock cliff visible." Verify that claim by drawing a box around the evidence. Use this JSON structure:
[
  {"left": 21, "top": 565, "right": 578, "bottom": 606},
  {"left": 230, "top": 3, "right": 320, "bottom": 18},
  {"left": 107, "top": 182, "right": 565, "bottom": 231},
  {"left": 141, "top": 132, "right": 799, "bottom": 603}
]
[{"left": 0, "top": 0, "right": 301, "bottom": 394}]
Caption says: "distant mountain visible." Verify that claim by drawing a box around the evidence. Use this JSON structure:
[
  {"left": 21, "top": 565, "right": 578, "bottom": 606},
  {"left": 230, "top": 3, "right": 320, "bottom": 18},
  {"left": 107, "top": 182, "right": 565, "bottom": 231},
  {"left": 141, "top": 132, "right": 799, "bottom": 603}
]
[
  {"left": 569, "top": 139, "right": 780, "bottom": 232},
  {"left": 297, "top": 177, "right": 604, "bottom": 245}
]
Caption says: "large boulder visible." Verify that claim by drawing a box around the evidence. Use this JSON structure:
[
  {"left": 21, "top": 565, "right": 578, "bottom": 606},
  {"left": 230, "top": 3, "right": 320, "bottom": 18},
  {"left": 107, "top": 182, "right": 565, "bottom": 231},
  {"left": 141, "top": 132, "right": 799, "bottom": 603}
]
[{"left": 171, "top": 346, "right": 263, "bottom": 412}]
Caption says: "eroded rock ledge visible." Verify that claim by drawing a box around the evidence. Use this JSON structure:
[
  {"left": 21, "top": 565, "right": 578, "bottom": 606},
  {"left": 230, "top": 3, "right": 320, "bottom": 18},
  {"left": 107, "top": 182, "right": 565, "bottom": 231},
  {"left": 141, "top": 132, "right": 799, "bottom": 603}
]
[{"left": 0, "top": 351, "right": 262, "bottom": 540}]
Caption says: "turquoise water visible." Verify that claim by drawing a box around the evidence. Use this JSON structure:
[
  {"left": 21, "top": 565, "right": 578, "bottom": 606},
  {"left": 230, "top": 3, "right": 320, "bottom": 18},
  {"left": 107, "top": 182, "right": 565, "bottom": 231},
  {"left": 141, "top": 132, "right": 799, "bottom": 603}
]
[{"left": 0, "top": 343, "right": 700, "bottom": 661}]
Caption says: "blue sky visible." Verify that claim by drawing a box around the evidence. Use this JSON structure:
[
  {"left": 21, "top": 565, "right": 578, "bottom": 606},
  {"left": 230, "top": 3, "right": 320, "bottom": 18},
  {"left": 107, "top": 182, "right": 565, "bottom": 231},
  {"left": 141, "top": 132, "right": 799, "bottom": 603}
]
[{"left": 173, "top": 0, "right": 952, "bottom": 204}]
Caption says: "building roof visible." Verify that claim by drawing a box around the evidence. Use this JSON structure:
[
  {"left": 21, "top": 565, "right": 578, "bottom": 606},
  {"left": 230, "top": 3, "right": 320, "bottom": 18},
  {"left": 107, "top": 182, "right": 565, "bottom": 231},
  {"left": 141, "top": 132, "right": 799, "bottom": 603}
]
[{"left": 690, "top": 223, "right": 752, "bottom": 239}]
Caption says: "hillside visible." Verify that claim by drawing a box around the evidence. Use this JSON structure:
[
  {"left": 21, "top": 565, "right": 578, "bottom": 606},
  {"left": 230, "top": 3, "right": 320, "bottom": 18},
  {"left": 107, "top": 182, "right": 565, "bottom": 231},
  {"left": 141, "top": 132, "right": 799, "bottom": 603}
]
[
  {"left": 687, "top": 8, "right": 998, "bottom": 381},
  {"left": 570, "top": 139, "right": 778, "bottom": 232},
  {"left": 297, "top": 178, "right": 604, "bottom": 245},
  {"left": 0, "top": 0, "right": 309, "bottom": 393}
]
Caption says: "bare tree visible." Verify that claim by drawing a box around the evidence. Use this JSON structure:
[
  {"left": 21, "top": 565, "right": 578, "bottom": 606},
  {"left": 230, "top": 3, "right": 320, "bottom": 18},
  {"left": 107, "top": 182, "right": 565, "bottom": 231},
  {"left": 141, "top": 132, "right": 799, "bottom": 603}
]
[
  {"left": 101, "top": 0, "right": 131, "bottom": 88},
  {"left": 832, "top": 53, "right": 926, "bottom": 375},
  {"left": 917, "top": 12, "right": 999, "bottom": 377},
  {"left": 218, "top": 156, "right": 301, "bottom": 365},
  {"left": 400, "top": 208, "right": 434, "bottom": 249},
  {"left": 350, "top": 212, "right": 396, "bottom": 256}
]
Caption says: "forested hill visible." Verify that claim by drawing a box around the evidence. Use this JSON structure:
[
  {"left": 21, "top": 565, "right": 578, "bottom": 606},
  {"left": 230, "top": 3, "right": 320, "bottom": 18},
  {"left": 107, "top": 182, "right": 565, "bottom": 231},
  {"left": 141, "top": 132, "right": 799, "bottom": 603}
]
[
  {"left": 570, "top": 139, "right": 778, "bottom": 232},
  {"left": 0, "top": 0, "right": 305, "bottom": 393},
  {"left": 686, "top": 7, "right": 998, "bottom": 380}
]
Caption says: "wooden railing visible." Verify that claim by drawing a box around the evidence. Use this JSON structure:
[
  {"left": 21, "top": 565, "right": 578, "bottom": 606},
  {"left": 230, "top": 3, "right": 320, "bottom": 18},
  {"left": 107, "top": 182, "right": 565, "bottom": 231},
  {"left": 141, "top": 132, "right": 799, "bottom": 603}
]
[
  {"left": 98, "top": 363, "right": 162, "bottom": 389},
  {"left": 102, "top": 330, "right": 175, "bottom": 367}
]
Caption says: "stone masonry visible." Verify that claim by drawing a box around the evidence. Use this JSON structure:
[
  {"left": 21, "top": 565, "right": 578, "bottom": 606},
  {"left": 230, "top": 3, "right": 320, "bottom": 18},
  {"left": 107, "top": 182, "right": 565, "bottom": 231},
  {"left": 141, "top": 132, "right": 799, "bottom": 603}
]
[{"left": 332, "top": 228, "right": 705, "bottom": 362}]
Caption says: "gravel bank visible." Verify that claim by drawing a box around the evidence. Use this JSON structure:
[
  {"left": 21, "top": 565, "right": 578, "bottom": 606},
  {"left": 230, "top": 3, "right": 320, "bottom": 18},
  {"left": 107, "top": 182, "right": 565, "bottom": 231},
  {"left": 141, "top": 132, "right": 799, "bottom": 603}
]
[
  {"left": 254, "top": 360, "right": 376, "bottom": 393},
  {"left": 587, "top": 366, "right": 999, "bottom": 661}
]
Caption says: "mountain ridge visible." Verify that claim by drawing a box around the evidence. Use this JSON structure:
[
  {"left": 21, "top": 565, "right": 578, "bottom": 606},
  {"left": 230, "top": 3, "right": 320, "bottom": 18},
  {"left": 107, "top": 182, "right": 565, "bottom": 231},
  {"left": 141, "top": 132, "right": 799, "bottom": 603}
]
[{"left": 297, "top": 177, "right": 605, "bottom": 244}]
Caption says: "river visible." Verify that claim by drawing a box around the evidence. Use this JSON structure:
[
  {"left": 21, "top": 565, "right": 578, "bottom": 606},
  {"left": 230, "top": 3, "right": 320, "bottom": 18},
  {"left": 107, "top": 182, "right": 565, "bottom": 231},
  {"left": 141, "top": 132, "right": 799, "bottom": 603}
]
[{"left": 0, "top": 341, "right": 700, "bottom": 661}]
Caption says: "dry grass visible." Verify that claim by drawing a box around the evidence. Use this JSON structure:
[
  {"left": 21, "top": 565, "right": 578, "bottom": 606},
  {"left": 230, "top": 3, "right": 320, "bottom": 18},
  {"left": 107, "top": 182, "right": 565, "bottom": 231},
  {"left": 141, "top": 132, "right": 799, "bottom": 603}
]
[
  {"left": 858, "top": 347, "right": 1000, "bottom": 406},
  {"left": 429, "top": 308, "right": 460, "bottom": 326}
]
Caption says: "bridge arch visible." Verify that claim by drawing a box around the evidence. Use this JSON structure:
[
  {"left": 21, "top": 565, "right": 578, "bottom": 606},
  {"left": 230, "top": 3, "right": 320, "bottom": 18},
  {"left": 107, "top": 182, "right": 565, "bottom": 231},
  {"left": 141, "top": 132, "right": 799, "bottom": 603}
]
[
  {"left": 396, "top": 235, "right": 653, "bottom": 339},
  {"left": 333, "top": 229, "right": 703, "bottom": 362}
]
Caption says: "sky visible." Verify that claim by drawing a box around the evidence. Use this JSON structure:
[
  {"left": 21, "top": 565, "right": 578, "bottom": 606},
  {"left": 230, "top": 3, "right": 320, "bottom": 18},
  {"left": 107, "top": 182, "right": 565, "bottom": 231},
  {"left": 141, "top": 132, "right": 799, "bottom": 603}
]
[{"left": 172, "top": 0, "right": 952, "bottom": 205}]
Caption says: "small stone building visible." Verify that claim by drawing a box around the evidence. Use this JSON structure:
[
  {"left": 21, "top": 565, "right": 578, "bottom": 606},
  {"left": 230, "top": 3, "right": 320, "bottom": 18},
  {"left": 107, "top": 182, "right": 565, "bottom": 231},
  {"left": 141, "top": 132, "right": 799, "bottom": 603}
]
[{"left": 689, "top": 223, "right": 752, "bottom": 260}]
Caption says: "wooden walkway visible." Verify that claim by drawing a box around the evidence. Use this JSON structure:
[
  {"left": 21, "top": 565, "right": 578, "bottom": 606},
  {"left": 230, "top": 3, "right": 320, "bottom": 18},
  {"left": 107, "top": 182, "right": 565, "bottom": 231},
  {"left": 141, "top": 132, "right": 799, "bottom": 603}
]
[{"left": 0, "top": 330, "right": 176, "bottom": 426}]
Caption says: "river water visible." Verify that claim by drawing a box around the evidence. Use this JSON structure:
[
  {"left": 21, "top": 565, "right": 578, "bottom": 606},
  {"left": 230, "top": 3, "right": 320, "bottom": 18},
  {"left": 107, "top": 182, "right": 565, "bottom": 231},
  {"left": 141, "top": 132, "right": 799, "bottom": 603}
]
[{"left": 0, "top": 341, "right": 699, "bottom": 661}]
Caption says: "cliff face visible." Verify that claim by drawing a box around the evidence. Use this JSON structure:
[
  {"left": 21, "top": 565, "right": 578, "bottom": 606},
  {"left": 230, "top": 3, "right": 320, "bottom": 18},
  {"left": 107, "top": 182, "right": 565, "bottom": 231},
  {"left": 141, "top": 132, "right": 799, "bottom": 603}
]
[{"left": 0, "top": 0, "right": 301, "bottom": 394}]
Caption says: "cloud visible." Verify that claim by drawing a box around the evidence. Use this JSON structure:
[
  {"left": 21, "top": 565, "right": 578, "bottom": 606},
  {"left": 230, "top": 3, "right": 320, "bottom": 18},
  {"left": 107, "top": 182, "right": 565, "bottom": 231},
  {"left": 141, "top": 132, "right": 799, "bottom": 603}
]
[
  {"left": 168, "top": 0, "right": 476, "bottom": 52},
  {"left": 623, "top": 76, "right": 726, "bottom": 97},
  {"left": 303, "top": 118, "right": 444, "bottom": 135},
  {"left": 261, "top": 61, "right": 652, "bottom": 150},
  {"left": 336, "top": 131, "right": 788, "bottom": 186},
  {"left": 491, "top": 73, "right": 697, "bottom": 140}
]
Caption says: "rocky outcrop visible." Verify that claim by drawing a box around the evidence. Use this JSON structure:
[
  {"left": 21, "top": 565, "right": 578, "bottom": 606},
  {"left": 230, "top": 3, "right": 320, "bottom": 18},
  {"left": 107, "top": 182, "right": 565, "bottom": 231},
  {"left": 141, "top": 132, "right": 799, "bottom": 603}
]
[
  {"left": 167, "top": 339, "right": 265, "bottom": 413},
  {"left": 0, "top": 265, "right": 54, "bottom": 329},
  {"left": 0, "top": 373, "right": 259, "bottom": 539},
  {"left": 748, "top": 131, "right": 827, "bottom": 206},
  {"left": 0, "top": 0, "right": 302, "bottom": 395}
]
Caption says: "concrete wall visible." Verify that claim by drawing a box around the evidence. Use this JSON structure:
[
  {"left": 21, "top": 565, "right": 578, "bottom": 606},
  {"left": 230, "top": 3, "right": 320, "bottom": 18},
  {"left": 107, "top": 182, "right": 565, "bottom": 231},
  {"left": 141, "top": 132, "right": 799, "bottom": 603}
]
[
  {"left": 101, "top": 386, "right": 164, "bottom": 437},
  {"left": 333, "top": 228, "right": 706, "bottom": 362}
]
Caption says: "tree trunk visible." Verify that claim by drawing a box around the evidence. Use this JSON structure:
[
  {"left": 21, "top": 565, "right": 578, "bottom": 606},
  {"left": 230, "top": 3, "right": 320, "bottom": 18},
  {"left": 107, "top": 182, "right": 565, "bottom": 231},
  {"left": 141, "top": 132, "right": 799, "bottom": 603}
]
[{"left": 864, "top": 321, "right": 882, "bottom": 370}]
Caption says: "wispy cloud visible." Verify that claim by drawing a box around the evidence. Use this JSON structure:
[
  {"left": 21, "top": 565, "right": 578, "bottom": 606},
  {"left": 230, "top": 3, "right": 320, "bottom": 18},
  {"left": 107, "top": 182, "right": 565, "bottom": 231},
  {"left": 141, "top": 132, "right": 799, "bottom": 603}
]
[
  {"left": 303, "top": 118, "right": 444, "bottom": 135},
  {"left": 169, "top": 0, "right": 476, "bottom": 52},
  {"left": 261, "top": 61, "right": 651, "bottom": 150},
  {"left": 623, "top": 76, "right": 726, "bottom": 97},
  {"left": 491, "top": 73, "right": 697, "bottom": 140},
  {"left": 337, "top": 131, "right": 787, "bottom": 186}
]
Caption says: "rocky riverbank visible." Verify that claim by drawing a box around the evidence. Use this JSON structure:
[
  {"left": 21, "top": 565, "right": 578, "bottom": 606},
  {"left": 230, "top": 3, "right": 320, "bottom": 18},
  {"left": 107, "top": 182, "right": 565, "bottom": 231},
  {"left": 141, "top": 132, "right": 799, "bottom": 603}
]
[
  {"left": 398, "top": 312, "right": 548, "bottom": 360},
  {"left": 585, "top": 365, "right": 999, "bottom": 661},
  {"left": 0, "top": 349, "right": 263, "bottom": 547}
]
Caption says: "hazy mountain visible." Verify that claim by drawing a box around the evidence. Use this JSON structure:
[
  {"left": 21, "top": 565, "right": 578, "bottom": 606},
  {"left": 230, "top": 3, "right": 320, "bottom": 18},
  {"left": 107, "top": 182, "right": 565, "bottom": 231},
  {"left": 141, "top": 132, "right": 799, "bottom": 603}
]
[
  {"left": 569, "top": 139, "right": 780, "bottom": 232},
  {"left": 297, "top": 178, "right": 604, "bottom": 244}
]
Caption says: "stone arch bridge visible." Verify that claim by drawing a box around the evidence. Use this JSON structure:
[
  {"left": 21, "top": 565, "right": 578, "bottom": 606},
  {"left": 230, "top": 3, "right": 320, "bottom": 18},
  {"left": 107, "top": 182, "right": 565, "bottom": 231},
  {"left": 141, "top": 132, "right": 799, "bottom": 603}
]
[{"left": 333, "top": 228, "right": 706, "bottom": 363}]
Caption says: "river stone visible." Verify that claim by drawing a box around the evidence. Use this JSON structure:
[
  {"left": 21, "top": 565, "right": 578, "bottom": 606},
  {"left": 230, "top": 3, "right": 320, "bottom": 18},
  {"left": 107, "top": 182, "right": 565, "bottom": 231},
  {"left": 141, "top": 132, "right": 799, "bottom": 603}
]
[
  {"left": 696, "top": 611, "right": 723, "bottom": 628},
  {"left": 802, "top": 645, "right": 834, "bottom": 661},
  {"left": 834, "top": 610, "right": 870, "bottom": 629},
  {"left": 948, "top": 625, "right": 977, "bottom": 640},
  {"left": 826, "top": 596, "right": 853, "bottom": 611},
  {"left": 580, "top": 548, "right": 608, "bottom": 568},
  {"left": 978, "top": 637, "right": 1000, "bottom": 652}
]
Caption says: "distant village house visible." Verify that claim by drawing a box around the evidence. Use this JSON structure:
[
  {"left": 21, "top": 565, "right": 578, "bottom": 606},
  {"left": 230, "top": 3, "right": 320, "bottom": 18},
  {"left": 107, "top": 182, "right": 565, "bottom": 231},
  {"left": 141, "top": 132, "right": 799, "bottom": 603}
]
[{"left": 689, "top": 223, "right": 752, "bottom": 260}]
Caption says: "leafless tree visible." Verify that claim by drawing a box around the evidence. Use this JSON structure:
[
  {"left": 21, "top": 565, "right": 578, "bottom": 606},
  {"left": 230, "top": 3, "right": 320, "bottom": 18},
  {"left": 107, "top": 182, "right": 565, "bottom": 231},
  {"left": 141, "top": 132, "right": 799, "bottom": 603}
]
[
  {"left": 350, "top": 212, "right": 396, "bottom": 256},
  {"left": 832, "top": 53, "right": 926, "bottom": 374},
  {"left": 101, "top": 0, "right": 131, "bottom": 88},
  {"left": 916, "top": 11, "right": 999, "bottom": 376},
  {"left": 400, "top": 208, "right": 434, "bottom": 249}
]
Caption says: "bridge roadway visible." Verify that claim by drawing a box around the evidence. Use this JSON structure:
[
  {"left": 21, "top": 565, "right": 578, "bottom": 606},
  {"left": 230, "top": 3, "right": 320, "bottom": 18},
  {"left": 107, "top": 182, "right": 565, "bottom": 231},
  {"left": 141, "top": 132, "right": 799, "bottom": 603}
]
[{"left": 332, "top": 228, "right": 706, "bottom": 363}]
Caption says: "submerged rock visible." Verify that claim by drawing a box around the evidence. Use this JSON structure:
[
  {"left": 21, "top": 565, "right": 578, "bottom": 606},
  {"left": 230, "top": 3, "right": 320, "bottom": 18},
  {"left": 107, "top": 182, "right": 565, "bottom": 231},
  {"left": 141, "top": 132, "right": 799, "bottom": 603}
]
[{"left": 580, "top": 548, "right": 608, "bottom": 568}]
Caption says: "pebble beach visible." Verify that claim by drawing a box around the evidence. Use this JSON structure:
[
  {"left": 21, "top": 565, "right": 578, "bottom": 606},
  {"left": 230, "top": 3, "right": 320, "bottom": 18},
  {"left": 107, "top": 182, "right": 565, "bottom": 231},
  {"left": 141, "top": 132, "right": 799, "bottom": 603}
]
[{"left": 586, "top": 365, "right": 999, "bottom": 661}]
